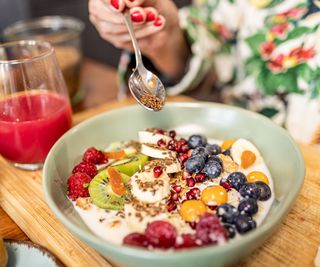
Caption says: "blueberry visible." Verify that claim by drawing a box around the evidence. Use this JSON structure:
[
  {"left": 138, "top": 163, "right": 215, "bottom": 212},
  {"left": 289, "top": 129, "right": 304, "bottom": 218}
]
[
  {"left": 203, "top": 160, "right": 222, "bottom": 178},
  {"left": 206, "top": 155, "right": 223, "bottom": 165},
  {"left": 223, "top": 224, "right": 236, "bottom": 239},
  {"left": 191, "top": 146, "right": 209, "bottom": 159},
  {"left": 185, "top": 156, "right": 205, "bottom": 174},
  {"left": 217, "top": 204, "right": 239, "bottom": 224},
  {"left": 239, "top": 182, "right": 261, "bottom": 200},
  {"left": 238, "top": 198, "right": 258, "bottom": 216},
  {"left": 234, "top": 214, "right": 256, "bottom": 234},
  {"left": 222, "top": 149, "right": 231, "bottom": 156},
  {"left": 226, "top": 172, "right": 247, "bottom": 191},
  {"left": 205, "top": 144, "right": 221, "bottom": 155},
  {"left": 188, "top": 135, "right": 207, "bottom": 149},
  {"left": 255, "top": 181, "right": 272, "bottom": 201}
]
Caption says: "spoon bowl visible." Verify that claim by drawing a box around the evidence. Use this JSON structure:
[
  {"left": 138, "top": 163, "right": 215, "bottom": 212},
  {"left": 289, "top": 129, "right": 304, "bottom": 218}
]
[
  {"left": 124, "top": 12, "right": 166, "bottom": 111},
  {"left": 128, "top": 66, "right": 166, "bottom": 111}
]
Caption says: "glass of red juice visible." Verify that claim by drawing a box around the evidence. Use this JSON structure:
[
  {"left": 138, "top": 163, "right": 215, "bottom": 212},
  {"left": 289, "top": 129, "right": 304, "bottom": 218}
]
[{"left": 0, "top": 40, "right": 72, "bottom": 170}]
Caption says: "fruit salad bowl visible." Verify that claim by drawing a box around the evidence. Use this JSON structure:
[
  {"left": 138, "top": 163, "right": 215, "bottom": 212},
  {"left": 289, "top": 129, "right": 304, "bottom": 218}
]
[{"left": 42, "top": 102, "right": 304, "bottom": 267}]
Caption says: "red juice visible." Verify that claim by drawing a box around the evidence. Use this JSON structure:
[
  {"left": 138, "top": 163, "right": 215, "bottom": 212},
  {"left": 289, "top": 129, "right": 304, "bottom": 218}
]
[{"left": 0, "top": 91, "right": 72, "bottom": 163}]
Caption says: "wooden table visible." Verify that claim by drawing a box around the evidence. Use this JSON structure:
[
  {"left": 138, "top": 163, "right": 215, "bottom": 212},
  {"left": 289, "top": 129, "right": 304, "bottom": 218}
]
[{"left": 1, "top": 60, "right": 320, "bottom": 267}]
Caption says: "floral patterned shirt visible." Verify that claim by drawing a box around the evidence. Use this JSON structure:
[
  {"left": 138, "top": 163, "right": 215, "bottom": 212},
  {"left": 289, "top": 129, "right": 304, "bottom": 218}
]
[{"left": 118, "top": 0, "right": 320, "bottom": 144}]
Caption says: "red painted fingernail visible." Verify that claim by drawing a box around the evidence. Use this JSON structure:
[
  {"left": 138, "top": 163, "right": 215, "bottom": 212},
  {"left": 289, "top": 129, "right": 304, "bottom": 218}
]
[
  {"left": 131, "top": 11, "right": 144, "bottom": 22},
  {"left": 153, "top": 17, "right": 162, "bottom": 27},
  {"left": 110, "top": 0, "right": 119, "bottom": 10},
  {"left": 146, "top": 11, "right": 156, "bottom": 22}
]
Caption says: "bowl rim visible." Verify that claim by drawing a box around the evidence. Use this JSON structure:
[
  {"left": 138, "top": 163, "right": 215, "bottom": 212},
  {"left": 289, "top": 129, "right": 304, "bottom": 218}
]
[{"left": 42, "top": 102, "right": 305, "bottom": 258}]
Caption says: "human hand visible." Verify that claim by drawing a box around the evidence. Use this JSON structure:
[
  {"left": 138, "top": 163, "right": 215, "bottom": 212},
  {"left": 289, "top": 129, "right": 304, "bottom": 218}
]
[{"left": 89, "top": 0, "right": 190, "bottom": 80}]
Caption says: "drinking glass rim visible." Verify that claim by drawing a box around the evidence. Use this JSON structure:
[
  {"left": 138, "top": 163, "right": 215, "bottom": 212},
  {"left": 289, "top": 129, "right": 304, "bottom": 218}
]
[{"left": 0, "top": 40, "right": 54, "bottom": 65}]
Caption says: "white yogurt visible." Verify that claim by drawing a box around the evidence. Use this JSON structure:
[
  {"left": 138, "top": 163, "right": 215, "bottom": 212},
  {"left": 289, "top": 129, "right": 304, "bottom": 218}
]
[{"left": 71, "top": 137, "right": 275, "bottom": 245}]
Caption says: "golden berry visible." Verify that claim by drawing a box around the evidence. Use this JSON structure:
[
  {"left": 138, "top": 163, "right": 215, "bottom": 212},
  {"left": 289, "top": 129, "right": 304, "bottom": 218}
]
[
  {"left": 200, "top": 185, "right": 228, "bottom": 206},
  {"left": 241, "top": 150, "right": 256, "bottom": 169},
  {"left": 179, "top": 200, "right": 206, "bottom": 222},
  {"left": 221, "top": 139, "right": 235, "bottom": 150},
  {"left": 247, "top": 171, "right": 269, "bottom": 184}
]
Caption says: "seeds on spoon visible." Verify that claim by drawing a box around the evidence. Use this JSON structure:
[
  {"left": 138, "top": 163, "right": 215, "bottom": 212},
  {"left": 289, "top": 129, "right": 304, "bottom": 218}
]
[{"left": 140, "top": 93, "right": 164, "bottom": 111}]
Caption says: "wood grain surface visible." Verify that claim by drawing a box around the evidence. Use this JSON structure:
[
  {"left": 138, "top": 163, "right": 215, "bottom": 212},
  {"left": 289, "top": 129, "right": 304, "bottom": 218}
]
[{"left": 0, "top": 97, "right": 320, "bottom": 267}]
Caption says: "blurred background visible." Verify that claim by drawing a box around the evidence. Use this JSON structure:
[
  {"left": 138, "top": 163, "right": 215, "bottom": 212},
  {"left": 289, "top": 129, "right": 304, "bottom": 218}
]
[{"left": 0, "top": 0, "right": 190, "bottom": 67}]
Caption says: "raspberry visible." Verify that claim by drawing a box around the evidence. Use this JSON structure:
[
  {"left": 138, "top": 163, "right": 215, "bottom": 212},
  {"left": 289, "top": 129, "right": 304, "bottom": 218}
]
[
  {"left": 72, "top": 161, "right": 97, "bottom": 178},
  {"left": 145, "top": 221, "right": 177, "bottom": 249},
  {"left": 175, "top": 234, "right": 198, "bottom": 249},
  {"left": 123, "top": 233, "right": 149, "bottom": 248},
  {"left": 195, "top": 213, "right": 228, "bottom": 245},
  {"left": 67, "top": 173, "right": 91, "bottom": 201},
  {"left": 82, "top": 147, "right": 105, "bottom": 164}
]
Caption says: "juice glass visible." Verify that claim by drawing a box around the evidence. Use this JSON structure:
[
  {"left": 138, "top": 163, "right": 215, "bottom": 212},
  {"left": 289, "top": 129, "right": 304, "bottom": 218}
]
[{"left": 0, "top": 40, "right": 72, "bottom": 170}]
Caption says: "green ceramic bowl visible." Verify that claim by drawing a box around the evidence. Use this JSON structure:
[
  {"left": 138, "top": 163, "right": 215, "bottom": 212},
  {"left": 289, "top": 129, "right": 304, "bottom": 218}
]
[{"left": 42, "top": 102, "right": 305, "bottom": 267}]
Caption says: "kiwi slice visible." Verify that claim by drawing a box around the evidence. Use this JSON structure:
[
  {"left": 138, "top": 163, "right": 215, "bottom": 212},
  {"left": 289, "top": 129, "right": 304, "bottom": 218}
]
[
  {"left": 89, "top": 169, "right": 130, "bottom": 210},
  {"left": 111, "top": 153, "right": 148, "bottom": 176}
]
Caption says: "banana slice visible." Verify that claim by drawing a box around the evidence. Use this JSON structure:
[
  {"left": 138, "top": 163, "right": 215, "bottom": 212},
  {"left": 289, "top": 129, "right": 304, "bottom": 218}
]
[
  {"left": 130, "top": 170, "right": 171, "bottom": 203},
  {"left": 144, "top": 159, "right": 181, "bottom": 174},
  {"left": 231, "top": 138, "right": 262, "bottom": 167},
  {"left": 141, "top": 144, "right": 176, "bottom": 159},
  {"left": 124, "top": 200, "right": 168, "bottom": 232},
  {"left": 138, "top": 130, "right": 172, "bottom": 145}
]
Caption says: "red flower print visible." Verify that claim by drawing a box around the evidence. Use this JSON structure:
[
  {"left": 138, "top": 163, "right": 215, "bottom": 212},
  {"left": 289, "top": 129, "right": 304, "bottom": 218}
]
[
  {"left": 214, "top": 23, "right": 233, "bottom": 40},
  {"left": 267, "top": 54, "right": 284, "bottom": 73},
  {"left": 260, "top": 42, "right": 276, "bottom": 59},
  {"left": 289, "top": 47, "right": 315, "bottom": 61},
  {"left": 270, "top": 23, "right": 292, "bottom": 39},
  {"left": 283, "top": 7, "right": 307, "bottom": 20}
]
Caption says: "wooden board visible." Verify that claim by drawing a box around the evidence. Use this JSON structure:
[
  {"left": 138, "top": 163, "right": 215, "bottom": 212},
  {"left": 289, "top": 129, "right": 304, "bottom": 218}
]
[{"left": 1, "top": 96, "right": 320, "bottom": 267}]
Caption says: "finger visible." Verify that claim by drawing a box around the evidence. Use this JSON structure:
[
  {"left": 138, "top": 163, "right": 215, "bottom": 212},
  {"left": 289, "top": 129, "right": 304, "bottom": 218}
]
[
  {"left": 105, "top": 0, "right": 126, "bottom": 12},
  {"left": 89, "top": 0, "right": 124, "bottom": 24},
  {"left": 93, "top": 16, "right": 145, "bottom": 35},
  {"left": 103, "top": 15, "right": 165, "bottom": 44},
  {"left": 124, "top": 0, "right": 145, "bottom": 8},
  {"left": 129, "top": 7, "right": 146, "bottom": 25},
  {"left": 143, "top": 7, "right": 158, "bottom": 23}
]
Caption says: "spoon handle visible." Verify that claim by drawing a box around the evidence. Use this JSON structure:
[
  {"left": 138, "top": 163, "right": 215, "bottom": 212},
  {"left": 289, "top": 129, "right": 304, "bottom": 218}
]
[{"left": 124, "top": 12, "right": 143, "bottom": 68}]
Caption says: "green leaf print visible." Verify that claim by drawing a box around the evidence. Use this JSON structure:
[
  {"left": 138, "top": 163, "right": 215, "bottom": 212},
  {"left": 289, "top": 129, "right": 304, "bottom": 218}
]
[
  {"left": 286, "top": 26, "right": 314, "bottom": 40},
  {"left": 267, "top": 0, "right": 284, "bottom": 8},
  {"left": 245, "top": 34, "right": 266, "bottom": 55},
  {"left": 259, "top": 107, "right": 279, "bottom": 118},
  {"left": 257, "top": 66, "right": 300, "bottom": 95},
  {"left": 246, "top": 57, "right": 264, "bottom": 75}
]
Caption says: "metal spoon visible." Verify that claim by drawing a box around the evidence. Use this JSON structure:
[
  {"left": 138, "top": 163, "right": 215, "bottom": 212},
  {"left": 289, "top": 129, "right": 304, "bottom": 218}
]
[{"left": 123, "top": 12, "right": 166, "bottom": 111}]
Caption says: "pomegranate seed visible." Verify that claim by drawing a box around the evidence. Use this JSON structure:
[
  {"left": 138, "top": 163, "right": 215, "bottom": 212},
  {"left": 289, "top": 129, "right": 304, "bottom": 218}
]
[
  {"left": 155, "top": 129, "right": 164, "bottom": 134},
  {"left": 175, "top": 142, "right": 182, "bottom": 152},
  {"left": 180, "top": 144, "right": 189, "bottom": 153},
  {"left": 167, "top": 201, "right": 177, "bottom": 212},
  {"left": 172, "top": 185, "right": 182, "bottom": 193},
  {"left": 178, "top": 138, "right": 187, "bottom": 146},
  {"left": 186, "top": 190, "right": 198, "bottom": 200},
  {"left": 157, "top": 139, "right": 166, "bottom": 147},
  {"left": 153, "top": 166, "right": 163, "bottom": 178},
  {"left": 189, "top": 222, "right": 197, "bottom": 229},
  {"left": 171, "top": 192, "right": 180, "bottom": 202},
  {"left": 168, "top": 139, "right": 175, "bottom": 146},
  {"left": 178, "top": 154, "right": 188, "bottom": 164},
  {"left": 187, "top": 178, "right": 196, "bottom": 187},
  {"left": 167, "top": 144, "right": 175, "bottom": 151},
  {"left": 182, "top": 172, "right": 192, "bottom": 180},
  {"left": 169, "top": 130, "right": 176, "bottom": 139},
  {"left": 195, "top": 173, "right": 206, "bottom": 183},
  {"left": 220, "top": 178, "right": 232, "bottom": 191},
  {"left": 190, "top": 187, "right": 200, "bottom": 197}
]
